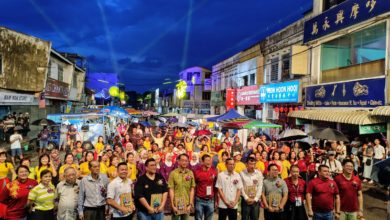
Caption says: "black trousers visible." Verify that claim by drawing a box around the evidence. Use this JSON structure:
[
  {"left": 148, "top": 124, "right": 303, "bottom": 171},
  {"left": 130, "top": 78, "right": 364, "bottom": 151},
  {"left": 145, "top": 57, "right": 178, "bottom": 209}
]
[
  {"left": 84, "top": 206, "right": 105, "bottom": 220},
  {"left": 241, "top": 198, "right": 260, "bottom": 220},
  {"left": 264, "top": 209, "right": 286, "bottom": 220},
  {"left": 286, "top": 201, "right": 308, "bottom": 220},
  {"left": 31, "top": 209, "right": 55, "bottom": 220},
  {"left": 218, "top": 208, "right": 237, "bottom": 220}
]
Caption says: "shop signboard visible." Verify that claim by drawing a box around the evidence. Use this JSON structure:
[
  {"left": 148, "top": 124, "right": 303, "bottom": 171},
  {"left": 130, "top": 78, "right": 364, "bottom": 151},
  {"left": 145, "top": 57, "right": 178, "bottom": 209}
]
[
  {"left": 236, "top": 85, "right": 260, "bottom": 105},
  {"left": 45, "top": 78, "right": 69, "bottom": 99},
  {"left": 226, "top": 88, "right": 236, "bottom": 110},
  {"left": 210, "top": 91, "right": 224, "bottom": 106},
  {"left": 305, "top": 77, "right": 385, "bottom": 108},
  {"left": 359, "top": 123, "right": 386, "bottom": 135},
  {"left": 259, "top": 81, "right": 300, "bottom": 103},
  {"left": 0, "top": 92, "right": 34, "bottom": 103},
  {"left": 304, "top": 0, "right": 390, "bottom": 43}
]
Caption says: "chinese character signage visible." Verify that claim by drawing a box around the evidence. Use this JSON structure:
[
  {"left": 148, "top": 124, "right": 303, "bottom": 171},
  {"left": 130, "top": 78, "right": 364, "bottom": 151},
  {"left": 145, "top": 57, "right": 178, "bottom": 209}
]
[
  {"left": 260, "top": 81, "right": 300, "bottom": 103},
  {"left": 236, "top": 85, "right": 260, "bottom": 105},
  {"left": 304, "top": 0, "right": 390, "bottom": 43},
  {"left": 226, "top": 88, "right": 236, "bottom": 110},
  {"left": 305, "top": 77, "right": 385, "bottom": 108},
  {"left": 359, "top": 123, "right": 386, "bottom": 134},
  {"left": 45, "top": 78, "right": 70, "bottom": 99}
]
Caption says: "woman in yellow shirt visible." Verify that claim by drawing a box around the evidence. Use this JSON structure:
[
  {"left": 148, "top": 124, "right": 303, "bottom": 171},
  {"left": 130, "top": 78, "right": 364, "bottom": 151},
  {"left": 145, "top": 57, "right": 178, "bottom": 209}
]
[
  {"left": 143, "top": 136, "right": 151, "bottom": 151},
  {"left": 98, "top": 151, "right": 110, "bottom": 175},
  {"left": 34, "top": 154, "right": 57, "bottom": 183},
  {"left": 79, "top": 151, "right": 95, "bottom": 178},
  {"left": 0, "top": 150, "right": 16, "bottom": 180},
  {"left": 59, "top": 153, "right": 79, "bottom": 181},
  {"left": 126, "top": 152, "right": 137, "bottom": 181},
  {"left": 95, "top": 136, "right": 105, "bottom": 155},
  {"left": 107, "top": 155, "right": 119, "bottom": 181},
  {"left": 21, "top": 158, "right": 35, "bottom": 179},
  {"left": 184, "top": 136, "right": 194, "bottom": 152},
  {"left": 280, "top": 152, "right": 291, "bottom": 179},
  {"left": 216, "top": 151, "right": 229, "bottom": 173}
]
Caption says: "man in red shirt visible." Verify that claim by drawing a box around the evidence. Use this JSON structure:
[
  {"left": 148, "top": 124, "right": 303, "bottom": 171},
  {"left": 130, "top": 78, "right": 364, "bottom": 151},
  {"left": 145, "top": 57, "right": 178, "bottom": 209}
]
[
  {"left": 194, "top": 154, "right": 217, "bottom": 220},
  {"left": 306, "top": 164, "right": 340, "bottom": 220},
  {"left": 334, "top": 159, "right": 364, "bottom": 220},
  {"left": 284, "top": 165, "right": 307, "bottom": 220}
]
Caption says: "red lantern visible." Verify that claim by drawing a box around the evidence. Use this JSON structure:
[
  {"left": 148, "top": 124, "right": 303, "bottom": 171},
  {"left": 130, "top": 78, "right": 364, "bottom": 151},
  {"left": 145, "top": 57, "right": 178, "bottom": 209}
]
[
  {"left": 294, "top": 107, "right": 299, "bottom": 111},
  {"left": 289, "top": 107, "right": 293, "bottom": 112},
  {"left": 279, "top": 107, "right": 284, "bottom": 113},
  {"left": 274, "top": 106, "right": 279, "bottom": 112}
]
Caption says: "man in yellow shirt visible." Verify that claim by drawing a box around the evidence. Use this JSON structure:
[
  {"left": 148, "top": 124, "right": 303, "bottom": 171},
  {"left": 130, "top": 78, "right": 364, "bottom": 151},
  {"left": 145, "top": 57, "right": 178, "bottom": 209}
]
[{"left": 233, "top": 152, "right": 246, "bottom": 173}]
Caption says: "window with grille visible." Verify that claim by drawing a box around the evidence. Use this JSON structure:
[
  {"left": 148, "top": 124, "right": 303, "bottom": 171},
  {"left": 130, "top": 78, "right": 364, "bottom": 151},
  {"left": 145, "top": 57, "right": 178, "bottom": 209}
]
[
  {"left": 281, "top": 54, "right": 290, "bottom": 80},
  {"left": 250, "top": 74, "right": 255, "bottom": 85},
  {"left": 72, "top": 74, "right": 78, "bottom": 88},
  {"left": 270, "top": 58, "right": 279, "bottom": 82},
  {"left": 58, "top": 65, "right": 64, "bottom": 82}
]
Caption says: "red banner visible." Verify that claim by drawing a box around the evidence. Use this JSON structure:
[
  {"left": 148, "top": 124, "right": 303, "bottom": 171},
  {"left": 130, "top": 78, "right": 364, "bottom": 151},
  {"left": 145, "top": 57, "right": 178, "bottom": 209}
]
[
  {"left": 236, "top": 85, "right": 260, "bottom": 105},
  {"left": 225, "top": 88, "right": 236, "bottom": 110}
]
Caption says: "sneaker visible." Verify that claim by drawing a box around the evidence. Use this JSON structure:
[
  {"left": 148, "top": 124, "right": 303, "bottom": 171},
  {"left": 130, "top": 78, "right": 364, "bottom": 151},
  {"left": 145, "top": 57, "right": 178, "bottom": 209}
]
[
  {"left": 362, "top": 179, "right": 368, "bottom": 183},
  {"left": 368, "top": 180, "right": 374, "bottom": 184}
]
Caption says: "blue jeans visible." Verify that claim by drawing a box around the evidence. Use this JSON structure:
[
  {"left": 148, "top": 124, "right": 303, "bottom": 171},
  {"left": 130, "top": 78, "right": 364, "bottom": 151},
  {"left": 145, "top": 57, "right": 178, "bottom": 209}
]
[
  {"left": 137, "top": 211, "right": 164, "bottom": 220},
  {"left": 195, "top": 197, "right": 214, "bottom": 220},
  {"left": 39, "top": 140, "right": 48, "bottom": 148},
  {"left": 314, "top": 211, "right": 333, "bottom": 220}
]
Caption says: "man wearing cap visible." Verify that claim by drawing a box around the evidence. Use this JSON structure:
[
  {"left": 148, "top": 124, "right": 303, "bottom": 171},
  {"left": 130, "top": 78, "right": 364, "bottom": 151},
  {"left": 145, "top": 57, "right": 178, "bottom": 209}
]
[
  {"left": 233, "top": 152, "right": 245, "bottom": 173},
  {"left": 321, "top": 151, "right": 342, "bottom": 179}
]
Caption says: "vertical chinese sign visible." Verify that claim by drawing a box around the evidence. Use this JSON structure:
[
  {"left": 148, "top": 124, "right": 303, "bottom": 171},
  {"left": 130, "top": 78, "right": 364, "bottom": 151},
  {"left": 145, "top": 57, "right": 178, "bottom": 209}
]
[{"left": 225, "top": 88, "right": 236, "bottom": 110}]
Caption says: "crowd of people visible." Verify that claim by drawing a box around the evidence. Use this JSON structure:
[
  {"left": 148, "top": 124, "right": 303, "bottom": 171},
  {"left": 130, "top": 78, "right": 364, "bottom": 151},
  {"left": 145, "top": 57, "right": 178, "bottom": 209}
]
[{"left": 0, "top": 118, "right": 386, "bottom": 220}]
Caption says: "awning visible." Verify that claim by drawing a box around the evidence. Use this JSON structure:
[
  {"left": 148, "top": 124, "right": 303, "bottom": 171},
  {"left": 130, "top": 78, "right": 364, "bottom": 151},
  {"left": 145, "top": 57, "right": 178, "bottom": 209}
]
[
  {"left": 288, "top": 109, "right": 384, "bottom": 125},
  {"left": 371, "top": 106, "right": 390, "bottom": 117}
]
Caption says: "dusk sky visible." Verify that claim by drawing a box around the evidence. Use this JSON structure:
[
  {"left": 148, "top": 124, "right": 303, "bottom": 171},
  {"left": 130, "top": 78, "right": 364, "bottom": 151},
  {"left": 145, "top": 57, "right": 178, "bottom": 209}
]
[{"left": 1, "top": 0, "right": 312, "bottom": 92}]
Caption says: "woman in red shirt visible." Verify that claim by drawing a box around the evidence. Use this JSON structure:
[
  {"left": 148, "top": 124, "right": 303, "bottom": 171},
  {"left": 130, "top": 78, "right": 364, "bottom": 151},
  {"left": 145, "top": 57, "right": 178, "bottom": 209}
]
[
  {"left": 1, "top": 165, "right": 38, "bottom": 220},
  {"left": 297, "top": 151, "right": 308, "bottom": 181}
]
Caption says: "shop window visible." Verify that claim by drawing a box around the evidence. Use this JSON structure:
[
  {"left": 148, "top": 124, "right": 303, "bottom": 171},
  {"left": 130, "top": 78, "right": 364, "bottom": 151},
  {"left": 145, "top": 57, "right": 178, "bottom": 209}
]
[
  {"left": 281, "top": 54, "right": 290, "bottom": 80},
  {"left": 72, "top": 74, "right": 78, "bottom": 88},
  {"left": 243, "top": 75, "right": 248, "bottom": 86},
  {"left": 187, "top": 72, "right": 193, "bottom": 81},
  {"left": 202, "top": 91, "right": 211, "bottom": 100},
  {"left": 321, "top": 23, "right": 386, "bottom": 81},
  {"left": 270, "top": 58, "right": 279, "bottom": 82},
  {"left": 58, "top": 65, "right": 63, "bottom": 82},
  {"left": 205, "top": 72, "right": 211, "bottom": 79},
  {"left": 250, "top": 74, "right": 255, "bottom": 85},
  {"left": 322, "top": 0, "right": 346, "bottom": 12}
]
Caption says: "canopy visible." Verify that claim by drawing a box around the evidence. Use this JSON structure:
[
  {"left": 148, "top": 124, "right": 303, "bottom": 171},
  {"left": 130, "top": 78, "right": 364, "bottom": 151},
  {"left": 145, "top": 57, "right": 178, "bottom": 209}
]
[
  {"left": 100, "top": 106, "right": 129, "bottom": 118},
  {"left": 242, "top": 120, "right": 282, "bottom": 129},
  {"left": 162, "top": 112, "right": 180, "bottom": 117},
  {"left": 207, "top": 109, "right": 250, "bottom": 123}
]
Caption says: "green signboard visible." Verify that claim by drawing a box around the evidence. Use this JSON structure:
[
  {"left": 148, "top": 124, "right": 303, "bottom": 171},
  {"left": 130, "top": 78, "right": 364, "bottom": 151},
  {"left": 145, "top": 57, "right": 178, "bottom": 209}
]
[
  {"left": 359, "top": 124, "right": 387, "bottom": 135},
  {"left": 296, "top": 118, "right": 310, "bottom": 125}
]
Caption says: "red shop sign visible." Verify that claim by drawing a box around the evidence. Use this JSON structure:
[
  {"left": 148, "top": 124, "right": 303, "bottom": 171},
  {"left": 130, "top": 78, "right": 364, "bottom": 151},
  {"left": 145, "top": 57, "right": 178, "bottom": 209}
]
[
  {"left": 225, "top": 88, "right": 236, "bottom": 110},
  {"left": 236, "top": 85, "right": 260, "bottom": 105}
]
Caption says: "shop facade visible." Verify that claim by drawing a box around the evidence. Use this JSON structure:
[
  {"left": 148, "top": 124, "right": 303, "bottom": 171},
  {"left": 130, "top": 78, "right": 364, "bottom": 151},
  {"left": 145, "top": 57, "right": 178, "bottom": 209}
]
[{"left": 288, "top": 0, "right": 390, "bottom": 139}]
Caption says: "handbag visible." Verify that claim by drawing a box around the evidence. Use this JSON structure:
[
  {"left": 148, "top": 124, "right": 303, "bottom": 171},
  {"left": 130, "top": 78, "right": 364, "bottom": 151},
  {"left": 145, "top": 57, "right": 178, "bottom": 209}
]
[{"left": 365, "top": 158, "right": 372, "bottom": 166}]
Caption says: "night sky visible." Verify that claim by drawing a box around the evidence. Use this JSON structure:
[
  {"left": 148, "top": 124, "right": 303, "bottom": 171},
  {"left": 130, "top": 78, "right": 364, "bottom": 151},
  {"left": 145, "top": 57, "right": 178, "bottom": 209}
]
[{"left": 1, "top": 0, "right": 312, "bottom": 92}]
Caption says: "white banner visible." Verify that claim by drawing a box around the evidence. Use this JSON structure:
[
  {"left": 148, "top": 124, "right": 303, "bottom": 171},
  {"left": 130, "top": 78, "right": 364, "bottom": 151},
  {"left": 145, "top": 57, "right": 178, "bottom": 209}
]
[{"left": 0, "top": 92, "right": 34, "bottom": 103}]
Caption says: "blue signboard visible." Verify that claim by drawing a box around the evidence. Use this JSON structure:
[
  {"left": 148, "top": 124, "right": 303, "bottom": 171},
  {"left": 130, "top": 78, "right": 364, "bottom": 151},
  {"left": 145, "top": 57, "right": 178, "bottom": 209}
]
[
  {"left": 260, "top": 81, "right": 300, "bottom": 103},
  {"left": 305, "top": 77, "right": 385, "bottom": 108},
  {"left": 304, "top": 0, "right": 390, "bottom": 43}
]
